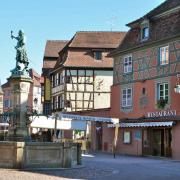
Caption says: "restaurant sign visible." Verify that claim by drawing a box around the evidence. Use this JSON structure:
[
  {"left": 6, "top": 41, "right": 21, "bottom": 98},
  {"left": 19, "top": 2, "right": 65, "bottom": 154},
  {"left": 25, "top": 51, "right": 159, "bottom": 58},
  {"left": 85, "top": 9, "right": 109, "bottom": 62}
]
[{"left": 147, "top": 110, "right": 176, "bottom": 118}]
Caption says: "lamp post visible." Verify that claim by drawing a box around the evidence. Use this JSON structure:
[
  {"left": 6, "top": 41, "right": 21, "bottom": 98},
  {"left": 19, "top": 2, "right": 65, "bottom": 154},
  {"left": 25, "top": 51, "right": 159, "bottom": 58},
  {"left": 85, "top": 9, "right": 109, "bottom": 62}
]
[{"left": 53, "top": 113, "right": 58, "bottom": 142}]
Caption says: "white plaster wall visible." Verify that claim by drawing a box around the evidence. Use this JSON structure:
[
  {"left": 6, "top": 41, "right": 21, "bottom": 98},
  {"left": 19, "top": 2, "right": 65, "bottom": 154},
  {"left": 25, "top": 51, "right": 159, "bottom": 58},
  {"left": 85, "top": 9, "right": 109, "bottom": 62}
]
[
  {"left": 94, "top": 71, "right": 113, "bottom": 92},
  {"left": 94, "top": 93, "right": 111, "bottom": 109}
]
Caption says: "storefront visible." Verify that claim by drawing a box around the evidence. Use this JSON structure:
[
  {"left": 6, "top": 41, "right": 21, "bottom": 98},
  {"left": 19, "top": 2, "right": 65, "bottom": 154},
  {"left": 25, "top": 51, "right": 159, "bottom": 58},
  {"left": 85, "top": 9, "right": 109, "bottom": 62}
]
[
  {"left": 113, "top": 121, "right": 174, "bottom": 157},
  {"left": 108, "top": 116, "right": 180, "bottom": 159}
]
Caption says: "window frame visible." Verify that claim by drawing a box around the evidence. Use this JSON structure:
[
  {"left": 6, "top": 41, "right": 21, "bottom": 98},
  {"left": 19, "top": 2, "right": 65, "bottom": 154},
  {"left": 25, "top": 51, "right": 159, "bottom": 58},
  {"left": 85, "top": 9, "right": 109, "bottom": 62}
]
[
  {"left": 123, "top": 55, "right": 132, "bottom": 74},
  {"left": 157, "top": 82, "right": 169, "bottom": 101},
  {"left": 122, "top": 87, "right": 132, "bottom": 108},
  {"left": 142, "top": 26, "right": 149, "bottom": 40},
  {"left": 94, "top": 51, "right": 102, "bottom": 60},
  {"left": 159, "top": 46, "right": 169, "bottom": 66},
  {"left": 123, "top": 131, "right": 131, "bottom": 144},
  {"left": 141, "top": 20, "right": 150, "bottom": 41}
]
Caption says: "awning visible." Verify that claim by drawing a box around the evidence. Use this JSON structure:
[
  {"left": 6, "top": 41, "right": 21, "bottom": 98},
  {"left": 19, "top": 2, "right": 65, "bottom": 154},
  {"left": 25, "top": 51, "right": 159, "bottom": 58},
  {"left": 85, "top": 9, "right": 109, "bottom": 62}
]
[
  {"left": 59, "top": 113, "right": 119, "bottom": 123},
  {"left": 108, "top": 121, "right": 174, "bottom": 128},
  {"left": 0, "top": 123, "right": 9, "bottom": 127},
  {"left": 30, "top": 116, "right": 87, "bottom": 130}
]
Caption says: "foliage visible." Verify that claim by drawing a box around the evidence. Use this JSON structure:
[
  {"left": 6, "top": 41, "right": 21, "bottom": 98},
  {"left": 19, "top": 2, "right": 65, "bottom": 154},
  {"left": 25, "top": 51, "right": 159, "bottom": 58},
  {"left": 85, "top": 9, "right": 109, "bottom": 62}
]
[{"left": 156, "top": 98, "right": 168, "bottom": 109}]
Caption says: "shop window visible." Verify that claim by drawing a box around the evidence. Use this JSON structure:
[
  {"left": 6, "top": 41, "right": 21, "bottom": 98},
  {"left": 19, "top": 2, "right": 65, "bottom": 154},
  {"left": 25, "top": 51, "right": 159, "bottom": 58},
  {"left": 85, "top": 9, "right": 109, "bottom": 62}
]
[
  {"left": 159, "top": 46, "right": 169, "bottom": 65},
  {"left": 94, "top": 51, "right": 102, "bottom": 60},
  {"left": 123, "top": 131, "right": 131, "bottom": 144},
  {"left": 123, "top": 55, "right": 132, "bottom": 74},
  {"left": 122, "top": 88, "right": 132, "bottom": 107}
]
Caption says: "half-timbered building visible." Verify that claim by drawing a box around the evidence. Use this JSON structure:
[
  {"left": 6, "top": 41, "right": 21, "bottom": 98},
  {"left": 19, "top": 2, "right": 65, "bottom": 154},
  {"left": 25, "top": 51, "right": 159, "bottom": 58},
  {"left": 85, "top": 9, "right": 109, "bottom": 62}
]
[
  {"left": 109, "top": 0, "right": 180, "bottom": 159},
  {"left": 50, "top": 31, "right": 126, "bottom": 113},
  {"left": 42, "top": 40, "right": 68, "bottom": 115}
]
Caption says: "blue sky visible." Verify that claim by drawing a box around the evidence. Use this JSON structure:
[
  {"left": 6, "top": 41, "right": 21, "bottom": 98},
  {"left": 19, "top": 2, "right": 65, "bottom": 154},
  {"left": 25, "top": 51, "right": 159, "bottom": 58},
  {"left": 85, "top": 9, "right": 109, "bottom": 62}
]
[{"left": 0, "top": 0, "right": 165, "bottom": 84}]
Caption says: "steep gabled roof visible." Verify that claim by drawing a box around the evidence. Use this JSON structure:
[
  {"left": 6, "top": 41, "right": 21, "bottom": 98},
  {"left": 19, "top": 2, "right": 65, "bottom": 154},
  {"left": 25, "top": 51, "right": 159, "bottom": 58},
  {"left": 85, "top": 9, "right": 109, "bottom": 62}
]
[
  {"left": 29, "top": 68, "right": 41, "bottom": 86},
  {"left": 69, "top": 31, "right": 126, "bottom": 49},
  {"left": 44, "top": 40, "right": 68, "bottom": 58},
  {"left": 52, "top": 31, "right": 126, "bottom": 71},
  {"left": 42, "top": 40, "right": 69, "bottom": 74},
  {"left": 127, "top": 0, "right": 180, "bottom": 27},
  {"left": 111, "top": 0, "right": 180, "bottom": 55}
]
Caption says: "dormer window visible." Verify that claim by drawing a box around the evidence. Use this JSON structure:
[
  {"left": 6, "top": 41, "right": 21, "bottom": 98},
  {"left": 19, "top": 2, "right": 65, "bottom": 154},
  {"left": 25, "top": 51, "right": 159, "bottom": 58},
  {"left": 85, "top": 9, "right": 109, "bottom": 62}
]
[
  {"left": 94, "top": 51, "right": 102, "bottom": 60},
  {"left": 142, "top": 27, "right": 149, "bottom": 39},
  {"left": 141, "top": 20, "right": 149, "bottom": 41}
]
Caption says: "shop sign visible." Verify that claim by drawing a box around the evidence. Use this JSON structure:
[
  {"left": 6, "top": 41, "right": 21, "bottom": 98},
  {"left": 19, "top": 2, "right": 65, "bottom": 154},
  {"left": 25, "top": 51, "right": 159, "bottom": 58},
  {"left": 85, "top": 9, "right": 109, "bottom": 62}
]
[
  {"left": 147, "top": 110, "right": 176, "bottom": 118},
  {"left": 59, "top": 113, "right": 119, "bottom": 123}
]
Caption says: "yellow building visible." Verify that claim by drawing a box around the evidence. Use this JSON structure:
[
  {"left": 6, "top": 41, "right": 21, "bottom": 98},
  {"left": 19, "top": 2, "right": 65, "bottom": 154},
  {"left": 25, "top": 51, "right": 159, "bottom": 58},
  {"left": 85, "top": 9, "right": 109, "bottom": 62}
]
[{"left": 42, "top": 40, "right": 68, "bottom": 115}]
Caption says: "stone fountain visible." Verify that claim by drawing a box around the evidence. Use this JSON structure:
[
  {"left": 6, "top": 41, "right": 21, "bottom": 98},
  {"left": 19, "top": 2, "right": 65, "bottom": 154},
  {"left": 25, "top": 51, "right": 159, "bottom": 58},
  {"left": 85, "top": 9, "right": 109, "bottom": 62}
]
[{"left": 0, "top": 30, "right": 81, "bottom": 169}]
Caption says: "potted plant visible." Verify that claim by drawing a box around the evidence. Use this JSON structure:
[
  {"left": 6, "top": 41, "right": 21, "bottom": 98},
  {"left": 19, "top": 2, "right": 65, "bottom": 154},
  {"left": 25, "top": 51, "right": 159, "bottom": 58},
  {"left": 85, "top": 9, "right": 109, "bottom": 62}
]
[{"left": 156, "top": 98, "right": 168, "bottom": 109}]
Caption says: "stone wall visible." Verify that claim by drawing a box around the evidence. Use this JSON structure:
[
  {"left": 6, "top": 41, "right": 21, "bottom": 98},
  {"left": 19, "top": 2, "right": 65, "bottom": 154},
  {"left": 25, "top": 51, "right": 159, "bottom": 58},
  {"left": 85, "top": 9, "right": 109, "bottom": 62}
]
[{"left": 0, "top": 141, "right": 81, "bottom": 169}]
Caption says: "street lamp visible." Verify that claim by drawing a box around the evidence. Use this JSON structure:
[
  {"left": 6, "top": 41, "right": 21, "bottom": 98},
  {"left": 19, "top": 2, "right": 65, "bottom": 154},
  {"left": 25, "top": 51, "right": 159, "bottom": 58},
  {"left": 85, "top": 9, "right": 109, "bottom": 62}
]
[
  {"left": 174, "top": 84, "right": 180, "bottom": 93},
  {"left": 174, "top": 74, "right": 180, "bottom": 93}
]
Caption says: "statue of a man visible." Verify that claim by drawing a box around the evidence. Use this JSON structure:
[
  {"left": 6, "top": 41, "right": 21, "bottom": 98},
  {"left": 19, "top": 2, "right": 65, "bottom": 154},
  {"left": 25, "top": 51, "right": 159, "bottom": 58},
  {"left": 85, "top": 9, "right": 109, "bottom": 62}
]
[{"left": 11, "top": 30, "right": 29, "bottom": 74}]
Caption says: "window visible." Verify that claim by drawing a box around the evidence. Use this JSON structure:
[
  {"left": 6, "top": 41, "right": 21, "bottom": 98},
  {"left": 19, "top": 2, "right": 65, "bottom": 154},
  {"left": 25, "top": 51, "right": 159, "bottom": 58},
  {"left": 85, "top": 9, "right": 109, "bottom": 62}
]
[
  {"left": 51, "top": 75, "right": 54, "bottom": 87},
  {"left": 4, "top": 99, "right": 11, "bottom": 108},
  {"left": 123, "top": 55, "right": 132, "bottom": 73},
  {"left": 58, "top": 95, "right": 64, "bottom": 109},
  {"left": 94, "top": 51, "right": 102, "bottom": 60},
  {"left": 159, "top": 46, "right": 169, "bottom": 65},
  {"left": 55, "top": 73, "right": 59, "bottom": 86},
  {"left": 141, "top": 20, "right": 149, "bottom": 41},
  {"left": 66, "top": 76, "right": 71, "bottom": 83},
  {"left": 44, "top": 103, "right": 51, "bottom": 115},
  {"left": 55, "top": 96, "right": 58, "bottom": 109},
  {"left": 59, "top": 73, "right": 64, "bottom": 85},
  {"left": 122, "top": 88, "right": 132, "bottom": 107},
  {"left": 66, "top": 100, "right": 71, "bottom": 108},
  {"left": 142, "top": 88, "right": 146, "bottom": 95},
  {"left": 142, "top": 26, "right": 149, "bottom": 40},
  {"left": 41, "top": 86, "right": 44, "bottom": 96},
  {"left": 157, "top": 83, "right": 169, "bottom": 101},
  {"left": 123, "top": 131, "right": 131, "bottom": 144}
]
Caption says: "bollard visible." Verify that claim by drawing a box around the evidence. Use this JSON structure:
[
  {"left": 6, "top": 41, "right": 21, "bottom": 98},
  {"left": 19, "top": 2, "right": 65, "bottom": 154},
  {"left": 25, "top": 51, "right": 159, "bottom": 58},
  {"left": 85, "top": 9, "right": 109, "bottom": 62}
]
[{"left": 77, "top": 143, "right": 82, "bottom": 165}]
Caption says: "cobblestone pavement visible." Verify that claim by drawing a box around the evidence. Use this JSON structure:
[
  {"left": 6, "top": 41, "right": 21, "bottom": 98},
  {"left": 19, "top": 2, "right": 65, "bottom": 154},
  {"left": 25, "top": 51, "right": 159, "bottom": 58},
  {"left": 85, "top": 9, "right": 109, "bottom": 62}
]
[{"left": 1, "top": 153, "right": 180, "bottom": 180}]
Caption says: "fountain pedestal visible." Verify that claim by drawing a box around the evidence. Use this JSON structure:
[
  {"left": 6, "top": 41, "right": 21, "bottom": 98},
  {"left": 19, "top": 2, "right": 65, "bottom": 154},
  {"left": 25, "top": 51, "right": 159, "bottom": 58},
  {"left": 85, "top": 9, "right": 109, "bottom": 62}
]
[{"left": 7, "top": 75, "right": 33, "bottom": 141}]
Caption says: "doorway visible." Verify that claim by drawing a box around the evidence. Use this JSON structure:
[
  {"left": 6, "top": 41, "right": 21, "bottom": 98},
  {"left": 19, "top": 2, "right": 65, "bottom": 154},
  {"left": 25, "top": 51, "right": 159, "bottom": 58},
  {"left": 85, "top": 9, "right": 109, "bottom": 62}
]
[
  {"left": 152, "top": 129, "right": 164, "bottom": 156},
  {"left": 142, "top": 128, "right": 172, "bottom": 157},
  {"left": 96, "top": 122, "right": 102, "bottom": 151}
]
